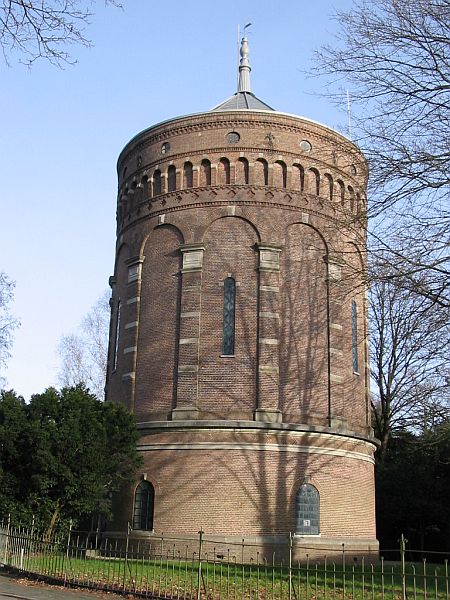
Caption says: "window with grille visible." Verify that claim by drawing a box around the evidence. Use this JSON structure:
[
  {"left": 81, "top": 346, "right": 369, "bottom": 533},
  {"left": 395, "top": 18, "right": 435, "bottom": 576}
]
[
  {"left": 133, "top": 481, "right": 154, "bottom": 531},
  {"left": 352, "top": 300, "right": 359, "bottom": 373},
  {"left": 296, "top": 484, "right": 320, "bottom": 535},
  {"left": 222, "top": 277, "right": 236, "bottom": 355}
]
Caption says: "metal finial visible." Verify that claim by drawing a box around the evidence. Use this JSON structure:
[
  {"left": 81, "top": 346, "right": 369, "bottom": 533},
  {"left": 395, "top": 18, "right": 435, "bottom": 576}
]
[{"left": 238, "top": 32, "right": 252, "bottom": 93}]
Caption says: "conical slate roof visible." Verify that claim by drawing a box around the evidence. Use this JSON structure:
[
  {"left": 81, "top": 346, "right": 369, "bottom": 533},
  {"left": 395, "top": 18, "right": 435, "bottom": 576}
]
[
  {"left": 212, "top": 92, "right": 274, "bottom": 111},
  {"left": 211, "top": 36, "right": 275, "bottom": 112}
]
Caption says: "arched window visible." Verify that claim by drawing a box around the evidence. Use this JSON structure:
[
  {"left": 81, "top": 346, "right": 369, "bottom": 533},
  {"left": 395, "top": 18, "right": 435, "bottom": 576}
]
[
  {"left": 273, "top": 161, "right": 287, "bottom": 188},
  {"left": 348, "top": 186, "right": 355, "bottom": 213},
  {"left": 352, "top": 300, "right": 359, "bottom": 373},
  {"left": 236, "top": 157, "right": 249, "bottom": 184},
  {"left": 218, "top": 158, "right": 230, "bottom": 184},
  {"left": 133, "top": 481, "right": 154, "bottom": 531},
  {"left": 222, "top": 277, "right": 236, "bottom": 356},
  {"left": 130, "top": 180, "right": 137, "bottom": 209},
  {"left": 356, "top": 193, "right": 362, "bottom": 215},
  {"left": 141, "top": 175, "right": 149, "bottom": 200},
  {"left": 200, "top": 159, "right": 211, "bottom": 186},
  {"left": 293, "top": 164, "right": 305, "bottom": 191},
  {"left": 167, "top": 165, "right": 176, "bottom": 192},
  {"left": 336, "top": 179, "right": 345, "bottom": 206},
  {"left": 184, "top": 162, "right": 193, "bottom": 188},
  {"left": 122, "top": 187, "right": 129, "bottom": 214},
  {"left": 129, "top": 182, "right": 140, "bottom": 212},
  {"left": 307, "top": 168, "right": 320, "bottom": 196},
  {"left": 359, "top": 193, "right": 367, "bottom": 215},
  {"left": 296, "top": 483, "right": 320, "bottom": 535},
  {"left": 153, "top": 170, "right": 161, "bottom": 196},
  {"left": 324, "top": 174, "right": 333, "bottom": 201},
  {"left": 255, "top": 158, "right": 268, "bottom": 185}
]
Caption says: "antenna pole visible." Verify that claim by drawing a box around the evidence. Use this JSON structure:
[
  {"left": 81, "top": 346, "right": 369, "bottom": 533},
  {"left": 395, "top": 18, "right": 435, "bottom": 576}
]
[
  {"left": 237, "top": 24, "right": 240, "bottom": 95},
  {"left": 346, "top": 90, "right": 352, "bottom": 138}
]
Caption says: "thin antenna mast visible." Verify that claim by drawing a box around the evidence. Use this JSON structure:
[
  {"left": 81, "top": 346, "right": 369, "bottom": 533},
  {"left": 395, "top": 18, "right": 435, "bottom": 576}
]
[
  {"left": 346, "top": 90, "right": 352, "bottom": 138},
  {"left": 237, "top": 24, "right": 240, "bottom": 94}
]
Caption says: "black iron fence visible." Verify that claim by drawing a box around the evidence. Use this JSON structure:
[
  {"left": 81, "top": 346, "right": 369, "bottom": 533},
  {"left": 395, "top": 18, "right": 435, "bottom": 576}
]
[{"left": 0, "top": 521, "right": 448, "bottom": 600}]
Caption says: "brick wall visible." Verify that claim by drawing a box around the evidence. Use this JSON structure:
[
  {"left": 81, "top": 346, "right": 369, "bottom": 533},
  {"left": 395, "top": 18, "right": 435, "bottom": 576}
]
[{"left": 106, "top": 109, "right": 377, "bottom": 550}]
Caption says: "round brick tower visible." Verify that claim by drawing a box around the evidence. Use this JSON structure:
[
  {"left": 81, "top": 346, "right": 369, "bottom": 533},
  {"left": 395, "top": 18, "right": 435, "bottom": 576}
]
[{"left": 106, "top": 37, "right": 378, "bottom": 558}]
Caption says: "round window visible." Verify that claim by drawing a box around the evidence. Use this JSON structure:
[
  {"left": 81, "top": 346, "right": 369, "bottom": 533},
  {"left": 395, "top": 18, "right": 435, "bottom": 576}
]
[
  {"left": 161, "top": 142, "right": 171, "bottom": 154},
  {"left": 299, "top": 140, "right": 312, "bottom": 153},
  {"left": 227, "top": 132, "right": 240, "bottom": 144}
]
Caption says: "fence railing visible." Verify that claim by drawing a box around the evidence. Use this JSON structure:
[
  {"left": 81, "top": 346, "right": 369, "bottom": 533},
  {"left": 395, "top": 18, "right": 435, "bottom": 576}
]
[{"left": 0, "top": 522, "right": 448, "bottom": 600}]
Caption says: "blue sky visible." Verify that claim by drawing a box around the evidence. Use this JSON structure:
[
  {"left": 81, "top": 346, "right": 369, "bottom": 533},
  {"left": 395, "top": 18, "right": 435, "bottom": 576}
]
[{"left": 1, "top": 0, "right": 354, "bottom": 399}]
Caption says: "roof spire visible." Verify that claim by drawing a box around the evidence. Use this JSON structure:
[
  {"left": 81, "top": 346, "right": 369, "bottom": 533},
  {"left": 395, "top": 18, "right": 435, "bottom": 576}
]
[
  {"left": 211, "top": 27, "right": 275, "bottom": 112},
  {"left": 238, "top": 35, "right": 251, "bottom": 93}
]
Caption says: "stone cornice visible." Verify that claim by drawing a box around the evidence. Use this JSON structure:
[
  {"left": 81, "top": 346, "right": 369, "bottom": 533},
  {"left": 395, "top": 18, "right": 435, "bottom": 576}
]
[
  {"left": 118, "top": 112, "right": 366, "bottom": 172},
  {"left": 135, "top": 418, "right": 379, "bottom": 449}
]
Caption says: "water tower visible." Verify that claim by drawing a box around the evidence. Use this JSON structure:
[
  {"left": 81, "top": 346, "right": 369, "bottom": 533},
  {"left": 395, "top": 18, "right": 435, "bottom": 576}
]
[{"left": 106, "top": 36, "right": 378, "bottom": 558}]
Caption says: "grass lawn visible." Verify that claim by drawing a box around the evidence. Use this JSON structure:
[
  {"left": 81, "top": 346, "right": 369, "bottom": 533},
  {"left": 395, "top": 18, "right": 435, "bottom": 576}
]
[{"left": 10, "top": 550, "right": 450, "bottom": 600}]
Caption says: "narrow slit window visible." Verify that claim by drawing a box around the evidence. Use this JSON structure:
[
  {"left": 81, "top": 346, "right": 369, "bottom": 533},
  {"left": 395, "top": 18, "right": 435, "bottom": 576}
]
[
  {"left": 113, "top": 300, "right": 121, "bottom": 371},
  {"left": 352, "top": 299, "right": 359, "bottom": 373},
  {"left": 222, "top": 277, "right": 236, "bottom": 355}
]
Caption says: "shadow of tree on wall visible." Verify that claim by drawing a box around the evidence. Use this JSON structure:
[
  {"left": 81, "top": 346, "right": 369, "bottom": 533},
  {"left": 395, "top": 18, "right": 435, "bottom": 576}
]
[{"left": 113, "top": 206, "right": 374, "bottom": 560}]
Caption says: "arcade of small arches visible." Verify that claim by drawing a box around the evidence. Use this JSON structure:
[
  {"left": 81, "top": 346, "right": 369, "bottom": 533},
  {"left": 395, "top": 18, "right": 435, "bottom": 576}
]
[
  {"left": 117, "top": 155, "right": 365, "bottom": 223},
  {"left": 132, "top": 480, "right": 320, "bottom": 535}
]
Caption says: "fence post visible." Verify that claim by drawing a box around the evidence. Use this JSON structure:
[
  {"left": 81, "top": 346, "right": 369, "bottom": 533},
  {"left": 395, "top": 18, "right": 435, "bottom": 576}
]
[
  {"left": 123, "top": 522, "right": 131, "bottom": 592},
  {"left": 288, "top": 532, "right": 293, "bottom": 600},
  {"left": 342, "top": 543, "right": 346, "bottom": 600},
  {"left": 3, "top": 514, "right": 11, "bottom": 565},
  {"left": 63, "top": 520, "right": 72, "bottom": 587},
  {"left": 197, "top": 529, "right": 204, "bottom": 600},
  {"left": 400, "top": 533, "right": 407, "bottom": 600}
]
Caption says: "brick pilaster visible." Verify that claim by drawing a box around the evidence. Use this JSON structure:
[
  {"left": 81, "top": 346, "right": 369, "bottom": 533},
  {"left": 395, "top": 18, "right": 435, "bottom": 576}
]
[
  {"left": 172, "top": 244, "right": 205, "bottom": 420},
  {"left": 255, "top": 244, "right": 283, "bottom": 423},
  {"left": 326, "top": 255, "right": 345, "bottom": 428},
  {"left": 122, "top": 255, "right": 144, "bottom": 413}
]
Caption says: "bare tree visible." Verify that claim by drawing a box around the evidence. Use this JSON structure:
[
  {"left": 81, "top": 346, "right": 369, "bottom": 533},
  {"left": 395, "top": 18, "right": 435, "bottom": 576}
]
[
  {"left": 0, "top": 272, "right": 19, "bottom": 385},
  {"left": 58, "top": 290, "right": 110, "bottom": 399},
  {"left": 315, "top": 0, "right": 450, "bottom": 308},
  {"left": 1, "top": 0, "right": 122, "bottom": 66},
  {"left": 369, "top": 269, "right": 450, "bottom": 458}
]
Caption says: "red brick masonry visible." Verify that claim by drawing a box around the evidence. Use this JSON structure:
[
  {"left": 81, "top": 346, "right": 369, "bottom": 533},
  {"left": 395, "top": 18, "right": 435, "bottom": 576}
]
[{"left": 106, "top": 108, "right": 378, "bottom": 555}]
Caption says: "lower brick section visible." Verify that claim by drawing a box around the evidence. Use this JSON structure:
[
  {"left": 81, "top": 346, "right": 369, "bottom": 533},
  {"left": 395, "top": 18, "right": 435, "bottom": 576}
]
[
  {"left": 105, "top": 530, "right": 379, "bottom": 562},
  {"left": 110, "top": 421, "right": 377, "bottom": 556}
]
